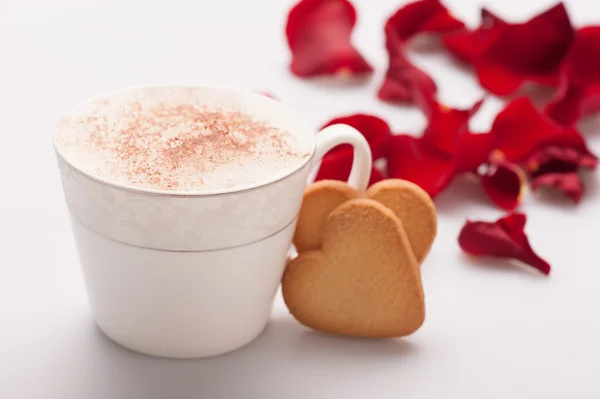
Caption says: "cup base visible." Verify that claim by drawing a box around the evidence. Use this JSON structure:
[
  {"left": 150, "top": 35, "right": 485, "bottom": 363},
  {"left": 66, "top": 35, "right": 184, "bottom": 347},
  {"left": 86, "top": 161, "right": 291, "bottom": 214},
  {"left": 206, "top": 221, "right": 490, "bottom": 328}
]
[{"left": 96, "top": 317, "right": 269, "bottom": 359}]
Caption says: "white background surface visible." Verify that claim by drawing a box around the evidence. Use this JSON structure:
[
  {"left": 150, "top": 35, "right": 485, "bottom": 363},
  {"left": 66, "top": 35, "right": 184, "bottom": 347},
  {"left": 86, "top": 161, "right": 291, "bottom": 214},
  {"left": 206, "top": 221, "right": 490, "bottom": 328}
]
[{"left": 1, "top": 0, "right": 600, "bottom": 398}]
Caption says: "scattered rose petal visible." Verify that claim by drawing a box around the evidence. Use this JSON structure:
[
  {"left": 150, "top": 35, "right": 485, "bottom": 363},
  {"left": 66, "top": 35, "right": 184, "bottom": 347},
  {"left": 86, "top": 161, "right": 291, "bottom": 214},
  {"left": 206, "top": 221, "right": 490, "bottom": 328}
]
[
  {"left": 418, "top": 98, "right": 491, "bottom": 173},
  {"left": 315, "top": 149, "right": 384, "bottom": 186},
  {"left": 563, "top": 26, "right": 600, "bottom": 87},
  {"left": 545, "top": 81, "right": 587, "bottom": 126},
  {"left": 443, "top": 8, "right": 507, "bottom": 64},
  {"left": 545, "top": 27, "right": 600, "bottom": 125},
  {"left": 455, "top": 132, "right": 494, "bottom": 173},
  {"left": 386, "top": 99, "right": 490, "bottom": 198},
  {"left": 491, "top": 97, "right": 562, "bottom": 162},
  {"left": 322, "top": 114, "right": 392, "bottom": 160},
  {"left": 369, "top": 167, "right": 386, "bottom": 183},
  {"left": 384, "top": 0, "right": 464, "bottom": 43},
  {"left": 420, "top": 98, "right": 484, "bottom": 154},
  {"left": 525, "top": 145, "right": 598, "bottom": 202},
  {"left": 490, "top": 97, "right": 598, "bottom": 201},
  {"left": 458, "top": 213, "right": 551, "bottom": 275},
  {"left": 378, "top": 42, "right": 437, "bottom": 104},
  {"left": 491, "top": 97, "right": 591, "bottom": 163},
  {"left": 480, "top": 152, "right": 527, "bottom": 211},
  {"left": 525, "top": 145, "right": 598, "bottom": 174},
  {"left": 581, "top": 86, "right": 600, "bottom": 115},
  {"left": 476, "top": 3, "right": 575, "bottom": 95},
  {"left": 530, "top": 172, "right": 583, "bottom": 202},
  {"left": 547, "top": 85, "right": 600, "bottom": 126},
  {"left": 286, "top": 0, "right": 373, "bottom": 77},
  {"left": 386, "top": 135, "right": 454, "bottom": 197}
]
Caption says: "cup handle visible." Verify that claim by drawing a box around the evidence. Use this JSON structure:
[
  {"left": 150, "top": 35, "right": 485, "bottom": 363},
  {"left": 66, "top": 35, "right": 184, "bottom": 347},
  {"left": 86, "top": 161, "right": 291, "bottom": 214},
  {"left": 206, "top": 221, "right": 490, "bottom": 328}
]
[{"left": 312, "top": 124, "right": 373, "bottom": 192}]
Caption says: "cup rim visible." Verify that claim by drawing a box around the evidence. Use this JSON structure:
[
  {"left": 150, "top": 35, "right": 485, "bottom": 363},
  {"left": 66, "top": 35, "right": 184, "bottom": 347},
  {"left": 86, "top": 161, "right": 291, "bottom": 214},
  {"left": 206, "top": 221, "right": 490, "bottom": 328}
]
[{"left": 53, "top": 84, "right": 317, "bottom": 197}]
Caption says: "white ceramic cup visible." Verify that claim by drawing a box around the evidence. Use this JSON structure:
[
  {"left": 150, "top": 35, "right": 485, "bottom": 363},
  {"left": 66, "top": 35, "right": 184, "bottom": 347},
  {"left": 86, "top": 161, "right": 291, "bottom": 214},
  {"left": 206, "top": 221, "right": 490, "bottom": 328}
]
[{"left": 55, "top": 85, "right": 373, "bottom": 358}]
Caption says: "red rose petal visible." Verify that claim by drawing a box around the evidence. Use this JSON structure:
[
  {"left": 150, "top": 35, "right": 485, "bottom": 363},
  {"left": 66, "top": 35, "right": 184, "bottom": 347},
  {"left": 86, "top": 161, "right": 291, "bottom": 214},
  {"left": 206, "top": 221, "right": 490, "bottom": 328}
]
[
  {"left": 285, "top": 0, "right": 373, "bottom": 77},
  {"left": 546, "top": 84, "right": 600, "bottom": 126},
  {"left": 491, "top": 97, "right": 590, "bottom": 163},
  {"left": 530, "top": 172, "right": 583, "bottom": 203},
  {"left": 491, "top": 98, "right": 559, "bottom": 162},
  {"left": 420, "top": 98, "right": 484, "bottom": 155},
  {"left": 322, "top": 114, "right": 392, "bottom": 160},
  {"left": 545, "top": 27, "right": 600, "bottom": 125},
  {"left": 384, "top": 0, "right": 464, "bottom": 43},
  {"left": 525, "top": 145, "right": 598, "bottom": 174},
  {"left": 385, "top": 99, "right": 491, "bottom": 197},
  {"left": 416, "top": 98, "right": 491, "bottom": 174},
  {"left": 581, "top": 86, "right": 600, "bottom": 115},
  {"left": 480, "top": 152, "right": 527, "bottom": 211},
  {"left": 564, "top": 27, "right": 600, "bottom": 87},
  {"left": 378, "top": 43, "right": 437, "bottom": 104},
  {"left": 370, "top": 167, "right": 386, "bottom": 183},
  {"left": 524, "top": 145, "right": 597, "bottom": 202},
  {"left": 458, "top": 213, "right": 551, "bottom": 275},
  {"left": 386, "top": 134, "right": 455, "bottom": 198},
  {"left": 455, "top": 132, "right": 494, "bottom": 173},
  {"left": 544, "top": 80, "right": 586, "bottom": 126},
  {"left": 476, "top": 3, "right": 575, "bottom": 95},
  {"left": 315, "top": 149, "right": 384, "bottom": 186},
  {"left": 443, "top": 8, "right": 508, "bottom": 64}
]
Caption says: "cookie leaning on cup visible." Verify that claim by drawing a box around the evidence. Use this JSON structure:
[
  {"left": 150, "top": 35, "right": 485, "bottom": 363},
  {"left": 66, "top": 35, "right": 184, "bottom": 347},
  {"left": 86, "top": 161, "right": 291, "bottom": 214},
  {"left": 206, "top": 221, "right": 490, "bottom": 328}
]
[
  {"left": 283, "top": 179, "right": 437, "bottom": 338},
  {"left": 293, "top": 179, "right": 437, "bottom": 263}
]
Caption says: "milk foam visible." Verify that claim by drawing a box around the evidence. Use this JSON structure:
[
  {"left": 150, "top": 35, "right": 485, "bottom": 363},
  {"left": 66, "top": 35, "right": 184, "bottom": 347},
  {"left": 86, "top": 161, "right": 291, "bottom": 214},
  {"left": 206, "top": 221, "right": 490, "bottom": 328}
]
[{"left": 55, "top": 87, "right": 313, "bottom": 192}]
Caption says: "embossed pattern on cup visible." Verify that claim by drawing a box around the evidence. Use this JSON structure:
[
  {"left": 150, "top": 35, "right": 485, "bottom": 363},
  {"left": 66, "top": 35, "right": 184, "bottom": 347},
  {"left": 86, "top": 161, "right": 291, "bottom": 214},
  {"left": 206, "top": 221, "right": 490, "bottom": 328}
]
[{"left": 57, "top": 156, "right": 311, "bottom": 251}]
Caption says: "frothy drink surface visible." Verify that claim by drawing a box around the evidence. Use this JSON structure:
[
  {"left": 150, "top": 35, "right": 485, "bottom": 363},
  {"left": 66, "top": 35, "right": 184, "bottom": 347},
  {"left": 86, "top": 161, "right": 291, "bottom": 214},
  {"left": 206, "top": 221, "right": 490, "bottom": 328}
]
[{"left": 55, "top": 87, "right": 312, "bottom": 192}]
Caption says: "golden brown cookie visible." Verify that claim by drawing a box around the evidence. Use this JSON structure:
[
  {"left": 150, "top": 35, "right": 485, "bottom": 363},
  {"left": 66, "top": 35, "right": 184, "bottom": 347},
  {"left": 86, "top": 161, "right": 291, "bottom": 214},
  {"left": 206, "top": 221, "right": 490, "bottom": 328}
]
[
  {"left": 293, "top": 180, "right": 359, "bottom": 252},
  {"left": 293, "top": 179, "right": 437, "bottom": 263},
  {"left": 366, "top": 179, "right": 437, "bottom": 264},
  {"left": 283, "top": 198, "right": 425, "bottom": 338}
]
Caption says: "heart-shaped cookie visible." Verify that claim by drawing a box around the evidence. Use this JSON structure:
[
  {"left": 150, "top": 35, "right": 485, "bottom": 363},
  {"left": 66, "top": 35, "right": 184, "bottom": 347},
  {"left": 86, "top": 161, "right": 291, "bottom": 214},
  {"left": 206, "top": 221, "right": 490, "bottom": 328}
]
[
  {"left": 283, "top": 198, "right": 425, "bottom": 338},
  {"left": 293, "top": 179, "right": 437, "bottom": 263}
]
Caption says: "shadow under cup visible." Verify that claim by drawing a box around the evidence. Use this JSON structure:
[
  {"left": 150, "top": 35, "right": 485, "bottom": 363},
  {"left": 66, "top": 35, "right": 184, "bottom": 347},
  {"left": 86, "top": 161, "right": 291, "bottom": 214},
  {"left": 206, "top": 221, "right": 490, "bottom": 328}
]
[{"left": 54, "top": 86, "right": 318, "bottom": 359}]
